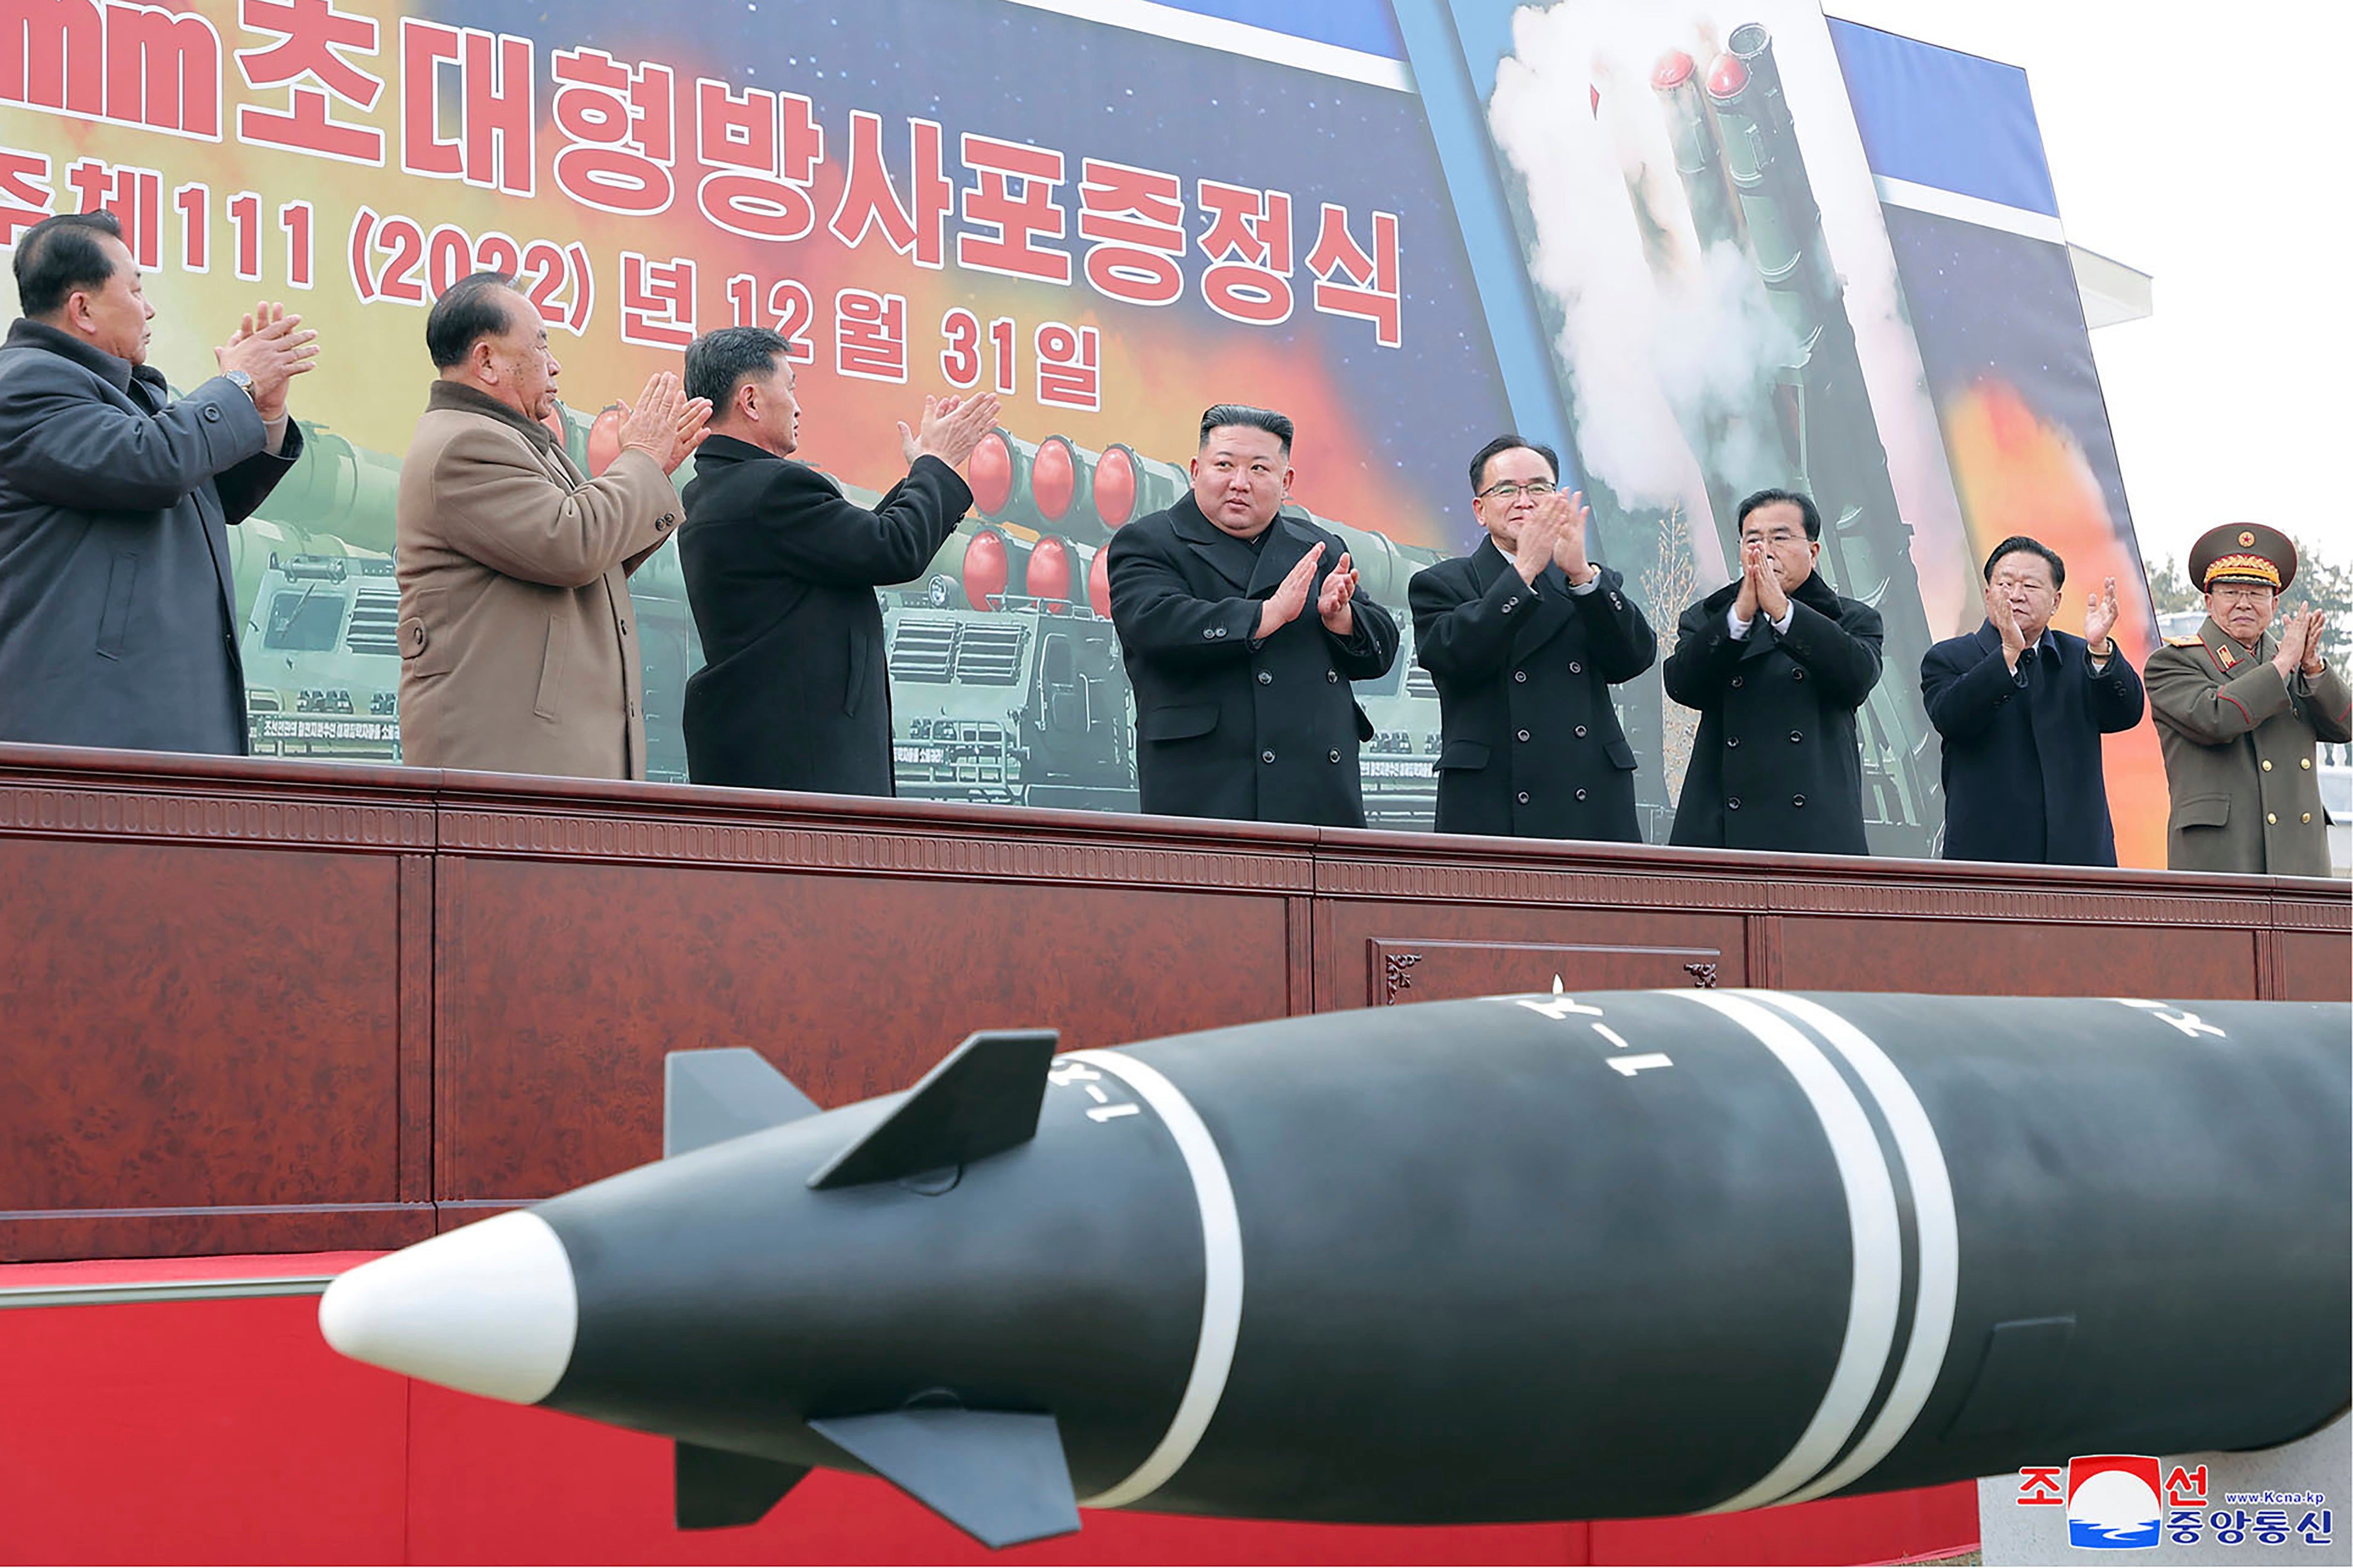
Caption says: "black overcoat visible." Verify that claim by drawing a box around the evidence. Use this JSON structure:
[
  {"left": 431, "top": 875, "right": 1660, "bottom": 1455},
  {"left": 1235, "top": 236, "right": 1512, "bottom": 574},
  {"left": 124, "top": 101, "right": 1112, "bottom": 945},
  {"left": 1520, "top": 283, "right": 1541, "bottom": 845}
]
[
  {"left": 1663, "top": 570, "right": 1882, "bottom": 855},
  {"left": 679, "top": 434, "right": 972, "bottom": 794},
  {"left": 1921, "top": 621, "right": 2144, "bottom": 866},
  {"left": 1409, "top": 541, "right": 1657, "bottom": 840},
  {"left": 0, "top": 318, "right": 301, "bottom": 754},
  {"left": 1105, "top": 494, "right": 1398, "bottom": 827}
]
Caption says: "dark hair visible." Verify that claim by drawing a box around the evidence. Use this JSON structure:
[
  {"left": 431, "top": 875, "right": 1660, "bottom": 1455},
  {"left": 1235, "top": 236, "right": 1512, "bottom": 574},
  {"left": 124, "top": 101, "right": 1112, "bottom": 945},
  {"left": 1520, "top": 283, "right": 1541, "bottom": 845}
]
[
  {"left": 14, "top": 210, "right": 126, "bottom": 319},
  {"left": 1198, "top": 404, "right": 1293, "bottom": 457},
  {"left": 1737, "top": 487, "right": 1822, "bottom": 541},
  {"left": 685, "top": 325, "right": 789, "bottom": 410},
  {"left": 1982, "top": 534, "right": 2066, "bottom": 591},
  {"left": 425, "top": 271, "right": 521, "bottom": 369},
  {"left": 1468, "top": 434, "right": 1560, "bottom": 493}
]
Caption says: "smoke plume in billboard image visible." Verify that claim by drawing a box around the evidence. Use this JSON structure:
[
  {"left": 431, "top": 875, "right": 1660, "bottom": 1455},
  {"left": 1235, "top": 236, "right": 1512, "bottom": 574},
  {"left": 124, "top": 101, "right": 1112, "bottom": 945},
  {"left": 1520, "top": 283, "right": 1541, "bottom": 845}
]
[{"left": 1469, "top": 0, "right": 1969, "bottom": 855}]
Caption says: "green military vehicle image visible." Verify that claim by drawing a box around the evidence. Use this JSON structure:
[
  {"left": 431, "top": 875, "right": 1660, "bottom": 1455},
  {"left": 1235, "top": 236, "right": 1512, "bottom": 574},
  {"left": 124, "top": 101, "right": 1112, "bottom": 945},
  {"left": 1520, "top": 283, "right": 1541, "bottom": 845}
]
[{"left": 230, "top": 409, "right": 1453, "bottom": 824}]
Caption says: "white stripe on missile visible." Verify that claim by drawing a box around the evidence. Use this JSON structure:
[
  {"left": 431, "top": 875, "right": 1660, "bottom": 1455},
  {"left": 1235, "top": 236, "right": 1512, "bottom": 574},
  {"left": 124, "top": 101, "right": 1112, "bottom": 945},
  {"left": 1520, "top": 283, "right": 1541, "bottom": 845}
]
[
  {"left": 1753, "top": 991, "right": 1959, "bottom": 1506},
  {"left": 1671, "top": 991, "right": 1904, "bottom": 1515},
  {"left": 318, "top": 1210, "right": 579, "bottom": 1405},
  {"left": 1062, "top": 1048, "right": 1245, "bottom": 1511}
]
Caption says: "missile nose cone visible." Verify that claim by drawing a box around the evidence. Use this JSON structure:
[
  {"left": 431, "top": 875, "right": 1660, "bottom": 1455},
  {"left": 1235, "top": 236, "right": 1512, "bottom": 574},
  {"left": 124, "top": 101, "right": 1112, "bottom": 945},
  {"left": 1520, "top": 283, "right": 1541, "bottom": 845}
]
[{"left": 319, "top": 1210, "right": 579, "bottom": 1405}]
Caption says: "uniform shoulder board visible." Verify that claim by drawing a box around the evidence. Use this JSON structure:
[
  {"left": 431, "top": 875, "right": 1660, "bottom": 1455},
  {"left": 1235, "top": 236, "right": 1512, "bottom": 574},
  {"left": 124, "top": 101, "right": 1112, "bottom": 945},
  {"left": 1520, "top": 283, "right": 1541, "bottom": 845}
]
[{"left": 2161, "top": 634, "right": 2204, "bottom": 647}]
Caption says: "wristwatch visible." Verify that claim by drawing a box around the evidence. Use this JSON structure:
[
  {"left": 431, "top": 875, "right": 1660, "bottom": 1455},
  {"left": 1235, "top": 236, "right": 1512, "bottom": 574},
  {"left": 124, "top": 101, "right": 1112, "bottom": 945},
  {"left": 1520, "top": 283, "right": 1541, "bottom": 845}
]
[{"left": 224, "top": 369, "right": 257, "bottom": 405}]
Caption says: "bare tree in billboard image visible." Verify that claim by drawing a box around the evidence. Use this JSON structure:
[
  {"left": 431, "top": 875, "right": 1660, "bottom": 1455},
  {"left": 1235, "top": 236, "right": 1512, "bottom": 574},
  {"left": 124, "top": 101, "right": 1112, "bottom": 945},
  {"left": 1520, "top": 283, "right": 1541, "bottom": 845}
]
[{"left": 1485, "top": 1, "right": 1976, "bottom": 855}]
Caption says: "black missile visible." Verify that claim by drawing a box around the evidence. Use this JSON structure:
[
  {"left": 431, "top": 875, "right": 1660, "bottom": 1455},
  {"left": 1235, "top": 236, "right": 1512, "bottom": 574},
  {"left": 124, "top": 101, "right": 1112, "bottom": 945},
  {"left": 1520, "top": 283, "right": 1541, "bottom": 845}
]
[{"left": 320, "top": 990, "right": 2350, "bottom": 1549}]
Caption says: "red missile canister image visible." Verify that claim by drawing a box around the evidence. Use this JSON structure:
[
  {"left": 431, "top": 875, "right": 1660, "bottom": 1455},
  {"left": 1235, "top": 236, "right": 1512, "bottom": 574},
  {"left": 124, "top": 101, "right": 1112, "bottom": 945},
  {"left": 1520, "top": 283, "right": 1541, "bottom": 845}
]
[{"left": 321, "top": 992, "right": 2349, "bottom": 1549}]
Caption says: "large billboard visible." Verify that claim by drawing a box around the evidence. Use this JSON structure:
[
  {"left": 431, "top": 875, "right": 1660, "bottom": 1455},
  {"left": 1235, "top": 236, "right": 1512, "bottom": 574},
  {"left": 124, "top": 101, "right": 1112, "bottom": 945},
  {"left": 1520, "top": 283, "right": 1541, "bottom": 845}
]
[{"left": 0, "top": 0, "right": 2163, "bottom": 860}]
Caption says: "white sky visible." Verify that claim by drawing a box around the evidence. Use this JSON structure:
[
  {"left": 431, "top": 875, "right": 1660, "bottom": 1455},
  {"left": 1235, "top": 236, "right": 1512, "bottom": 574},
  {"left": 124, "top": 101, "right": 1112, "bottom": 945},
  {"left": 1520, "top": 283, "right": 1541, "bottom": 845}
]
[{"left": 1826, "top": 0, "right": 2350, "bottom": 577}]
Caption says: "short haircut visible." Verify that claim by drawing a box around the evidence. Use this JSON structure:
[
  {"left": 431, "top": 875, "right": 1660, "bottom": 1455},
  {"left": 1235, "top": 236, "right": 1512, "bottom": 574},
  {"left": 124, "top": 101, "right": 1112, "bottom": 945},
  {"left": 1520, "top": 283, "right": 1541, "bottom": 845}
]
[
  {"left": 1982, "top": 534, "right": 2066, "bottom": 591},
  {"left": 1468, "top": 434, "right": 1560, "bottom": 493},
  {"left": 1198, "top": 404, "right": 1293, "bottom": 458},
  {"left": 685, "top": 325, "right": 789, "bottom": 409},
  {"left": 425, "top": 271, "right": 520, "bottom": 369},
  {"left": 14, "top": 210, "right": 125, "bottom": 319},
  {"left": 1737, "top": 487, "right": 1822, "bottom": 541}
]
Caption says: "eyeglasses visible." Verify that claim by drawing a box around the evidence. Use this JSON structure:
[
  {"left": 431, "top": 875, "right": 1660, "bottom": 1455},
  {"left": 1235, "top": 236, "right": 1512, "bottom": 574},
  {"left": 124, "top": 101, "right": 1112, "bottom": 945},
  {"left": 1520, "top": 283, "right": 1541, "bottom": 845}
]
[{"left": 1475, "top": 480, "right": 1557, "bottom": 502}]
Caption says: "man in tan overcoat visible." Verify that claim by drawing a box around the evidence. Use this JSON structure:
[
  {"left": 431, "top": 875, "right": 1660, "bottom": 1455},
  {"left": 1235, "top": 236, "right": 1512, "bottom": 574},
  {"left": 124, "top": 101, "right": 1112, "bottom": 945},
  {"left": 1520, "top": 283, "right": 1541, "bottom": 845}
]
[
  {"left": 395, "top": 270, "right": 708, "bottom": 779},
  {"left": 2146, "top": 522, "right": 2348, "bottom": 876}
]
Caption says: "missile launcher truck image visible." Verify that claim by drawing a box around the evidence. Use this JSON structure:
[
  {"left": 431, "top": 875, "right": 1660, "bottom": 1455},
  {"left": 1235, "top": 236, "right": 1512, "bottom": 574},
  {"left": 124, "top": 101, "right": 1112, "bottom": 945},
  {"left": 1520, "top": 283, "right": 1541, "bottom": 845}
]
[
  {"left": 1572, "top": 20, "right": 1952, "bottom": 855},
  {"left": 230, "top": 414, "right": 1457, "bottom": 828}
]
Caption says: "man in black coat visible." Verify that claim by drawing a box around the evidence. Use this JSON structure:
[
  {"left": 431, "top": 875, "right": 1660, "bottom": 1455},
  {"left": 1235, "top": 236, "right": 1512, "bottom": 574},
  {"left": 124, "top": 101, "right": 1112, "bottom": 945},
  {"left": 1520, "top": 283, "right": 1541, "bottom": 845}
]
[
  {"left": 677, "top": 326, "right": 999, "bottom": 794},
  {"left": 1664, "top": 488, "right": 1883, "bottom": 855},
  {"left": 1410, "top": 434, "right": 1656, "bottom": 840},
  {"left": 1921, "top": 535, "right": 2143, "bottom": 865},
  {"left": 0, "top": 211, "right": 315, "bottom": 755},
  {"left": 1104, "top": 404, "right": 1399, "bottom": 827}
]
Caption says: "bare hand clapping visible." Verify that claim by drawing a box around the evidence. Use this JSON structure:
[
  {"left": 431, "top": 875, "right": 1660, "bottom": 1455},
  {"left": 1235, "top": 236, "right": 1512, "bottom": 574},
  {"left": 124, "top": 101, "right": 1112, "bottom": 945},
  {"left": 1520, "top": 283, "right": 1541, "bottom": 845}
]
[
  {"left": 1317, "top": 550, "right": 1360, "bottom": 635},
  {"left": 616, "top": 371, "right": 710, "bottom": 474},
  {"left": 1986, "top": 580, "right": 2028, "bottom": 669},
  {"left": 1256, "top": 542, "right": 1324, "bottom": 641},
  {"left": 900, "top": 391, "right": 1004, "bottom": 470},
  {"left": 2082, "top": 576, "right": 2121, "bottom": 653},
  {"left": 216, "top": 302, "right": 317, "bottom": 420}
]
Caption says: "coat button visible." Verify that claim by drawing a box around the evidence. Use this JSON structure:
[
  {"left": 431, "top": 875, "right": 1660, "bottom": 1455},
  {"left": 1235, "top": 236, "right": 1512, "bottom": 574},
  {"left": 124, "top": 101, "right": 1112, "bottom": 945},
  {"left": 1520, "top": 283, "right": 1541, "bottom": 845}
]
[
  {"left": 1513, "top": 670, "right": 1528, "bottom": 683},
  {"left": 2262, "top": 759, "right": 2273, "bottom": 771},
  {"left": 1574, "top": 788, "right": 1587, "bottom": 801},
  {"left": 1728, "top": 797, "right": 1742, "bottom": 810},
  {"left": 204, "top": 405, "right": 221, "bottom": 422},
  {"left": 1328, "top": 749, "right": 1341, "bottom": 763},
  {"left": 2266, "top": 812, "right": 2277, "bottom": 824},
  {"left": 2304, "top": 812, "right": 2314, "bottom": 824},
  {"left": 1788, "top": 729, "right": 1801, "bottom": 743},
  {"left": 1516, "top": 728, "right": 1530, "bottom": 742},
  {"left": 1793, "top": 668, "right": 1805, "bottom": 680},
  {"left": 1216, "top": 626, "right": 1228, "bottom": 638},
  {"left": 1203, "top": 628, "right": 1217, "bottom": 640},
  {"left": 1326, "top": 670, "right": 1339, "bottom": 682},
  {"left": 1257, "top": 670, "right": 1273, "bottom": 684},
  {"left": 1516, "top": 791, "right": 1529, "bottom": 804},
  {"left": 1574, "top": 725, "right": 1587, "bottom": 738},
  {"left": 1261, "top": 750, "right": 1275, "bottom": 764},
  {"left": 2303, "top": 758, "right": 2313, "bottom": 769},
  {"left": 1731, "top": 675, "right": 1744, "bottom": 688},
  {"left": 1501, "top": 601, "right": 1515, "bottom": 615},
  {"left": 1568, "top": 661, "right": 1582, "bottom": 674},
  {"left": 1726, "top": 736, "right": 1740, "bottom": 748},
  {"left": 1792, "top": 794, "right": 1806, "bottom": 808}
]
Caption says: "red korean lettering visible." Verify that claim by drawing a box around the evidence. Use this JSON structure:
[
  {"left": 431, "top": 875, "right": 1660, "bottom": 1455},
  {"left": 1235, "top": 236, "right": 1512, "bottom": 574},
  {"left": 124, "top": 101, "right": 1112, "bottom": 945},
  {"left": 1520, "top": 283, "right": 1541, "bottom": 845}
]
[
  {"left": 829, "top": 110, "right": 949, "bottom": 269},
  {"left": 0, "top": 147, "right": 55, "bottom": 244},
  {"left": 1196, "top": 179, "right": 1292, "bottom": 326},
  {"left": 1033, "top": 321, "right": 1099, "bottom": 412},
  {"left": 398, "top": 21, "right": 533, "bottom": 195},
  {"left": 619, "top": 251, "right": 695, "bottom": 348},
  {"left": 1305, "top": 201, "right": 1401, "bottom": 348},
  {"left": 64, "top": 157, "right": 159, "bottom": 268},
  {"left": 2015, "top": 1467, "right": 2064, "bottom": 1506},
  {"left": 957, "top": 133, "right": 1069, "bottom": 285},
  {"left": 235, "top": 0, "right": 382, "bottom": 165},
  {"left": 551, "top": 47, "right": 674, "bottom": 216},
  {"left": 694, "top": 80, "right": 821, "bottom": 241},
  {"left": 1077, "top": 157, "right": 1183, "bottom": 307},
  {"left": 834, "top": 288, "right": 907, "bottom": 384},
  {"left": 2164, "top": 1466, "right": 2208, "bottom": 1508}
]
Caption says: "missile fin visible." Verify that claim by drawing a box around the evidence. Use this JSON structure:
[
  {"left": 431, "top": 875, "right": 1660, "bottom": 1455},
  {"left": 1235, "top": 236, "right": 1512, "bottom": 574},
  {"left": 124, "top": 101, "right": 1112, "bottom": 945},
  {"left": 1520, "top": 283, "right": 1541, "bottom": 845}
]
[
  {"left": 672, "top": 1440, "right": 808, "bottom": 1530},
  {"left": 664, "top": 1049, "right": 822, "bottom": 1159},
  {"left": 806, "top": 1030, "right": 1059, "bottom": 1189},
  {"left": 807, "top": 1408, "right": 1080, "bottom": 1549}
]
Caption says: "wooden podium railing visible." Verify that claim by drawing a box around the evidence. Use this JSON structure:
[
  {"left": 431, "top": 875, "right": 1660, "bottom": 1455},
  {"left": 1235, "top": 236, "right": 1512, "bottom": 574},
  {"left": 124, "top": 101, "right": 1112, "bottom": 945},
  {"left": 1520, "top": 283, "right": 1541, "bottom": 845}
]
[{"left": 2, "top": 742, "right": 2344, "bottom": 1263}]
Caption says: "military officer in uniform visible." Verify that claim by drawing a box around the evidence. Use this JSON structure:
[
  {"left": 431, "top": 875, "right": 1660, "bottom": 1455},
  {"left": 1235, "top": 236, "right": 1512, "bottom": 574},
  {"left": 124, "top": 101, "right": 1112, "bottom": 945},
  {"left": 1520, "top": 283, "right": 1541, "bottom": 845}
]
[
  {"left": 1104, "top": 405, "right": 1399, "bottom": 827},
  {"left": 1410, "top": 434, "right": 1657, "bottom": 840},
  {"left": 2145, "top": 523, "right": 2347, "bottom": 876}
]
